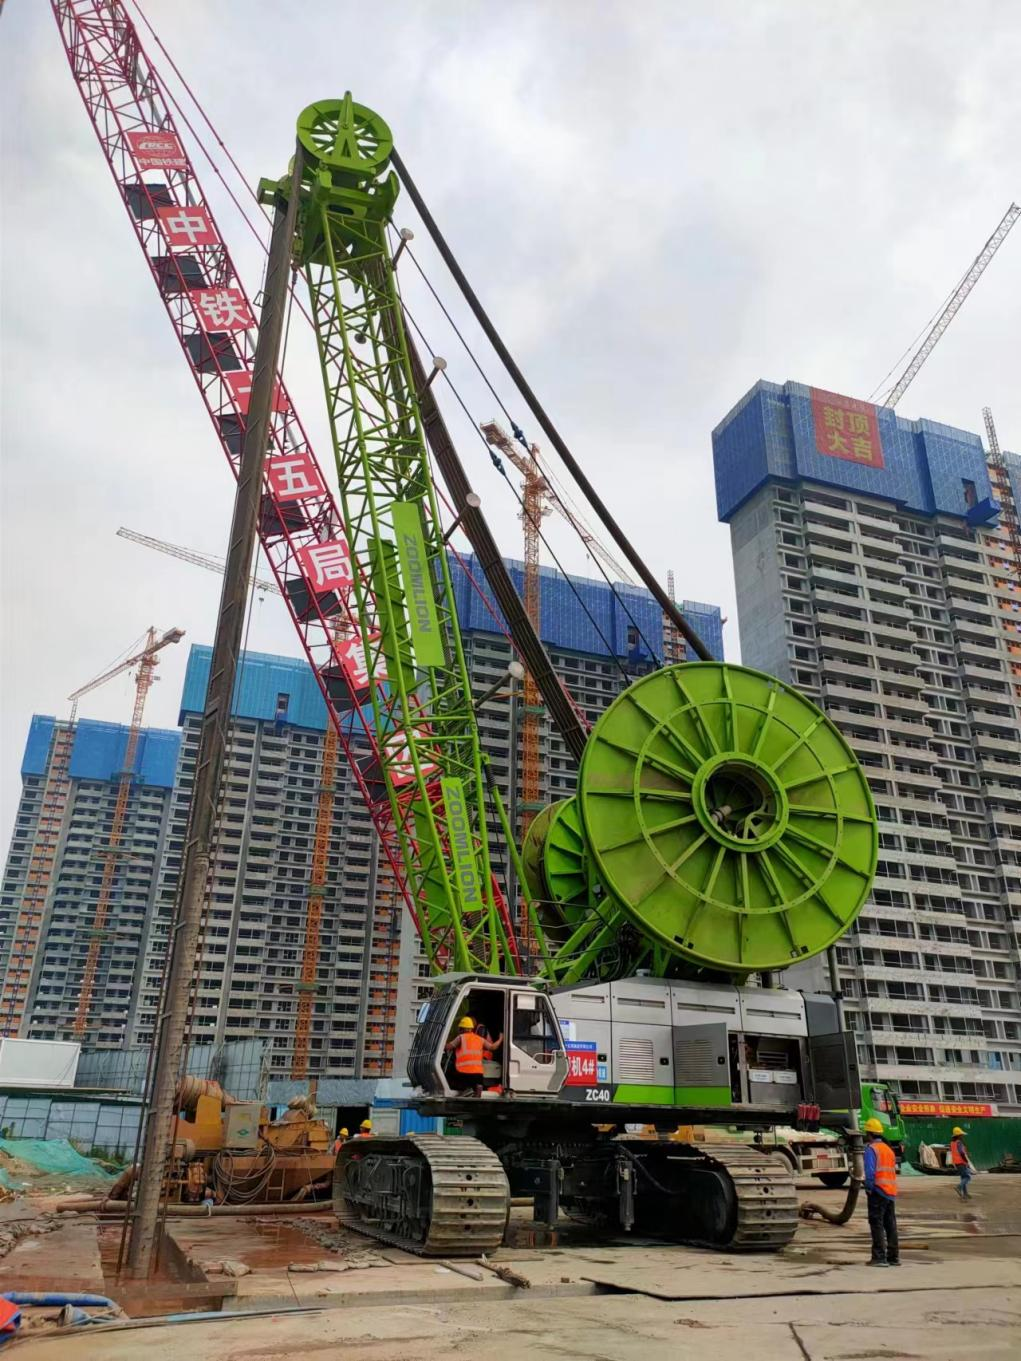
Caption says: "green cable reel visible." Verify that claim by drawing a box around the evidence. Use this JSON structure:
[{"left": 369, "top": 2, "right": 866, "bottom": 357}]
[
  {"left": 575, "top": 662, "right": 877, "bottom": 975},
  {"left": 542, "top": 799, "right": 590, "bottom": 923}
]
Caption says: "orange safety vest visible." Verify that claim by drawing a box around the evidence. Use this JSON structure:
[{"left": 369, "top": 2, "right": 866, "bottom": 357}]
[
  {"left": 454, "top": 1031, "right": 485, "bottom": 1075},
  {"left": 871, "top": 1138, "right": 898, "bottom": 1197},
  {"left": 950, "top": 1137, "right": 968, "bottom": 1166}
]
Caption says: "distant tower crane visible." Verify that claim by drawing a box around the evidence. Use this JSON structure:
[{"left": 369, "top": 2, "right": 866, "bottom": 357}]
[
  {"left": 116, "top": 527, "right": 281, "bottom": 597},
  {"left": 480, "top": 423, "right": 552, "bottom": 834},
  {"left": 879, "top": 202, "right": 1020, "bottom": 408},
  {"left": 68, "top": 626, "right": 184, "bottom": 1037},
  {"left": 115, "top": 526, "right": 338, "bottom": 1084}
]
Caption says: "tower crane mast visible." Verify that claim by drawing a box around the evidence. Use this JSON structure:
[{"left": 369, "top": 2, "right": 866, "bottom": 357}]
[
  {"left": 983, "top": 407, "right": 1021, "bottom": 592},
  {"left": 480, "top": 422, "right": 552, "bottom": 838}
]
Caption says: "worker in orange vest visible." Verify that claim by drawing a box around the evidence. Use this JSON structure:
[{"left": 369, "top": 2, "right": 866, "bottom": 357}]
[
  {"left": 444, "top": 1016, "right": 502, "bottom": 1097},
  {"left": 352, "top": 1119, "right": 373, "bottom": 1139},
  {"left": 949, "top": 1126, "right": 974, "bottom": 1199},
  {"left": 332, "top": 1127, "right": 349, "bottom": 1155},
  {"left": 862, "top": 1117, "right": 899, "bottom": 1267}
]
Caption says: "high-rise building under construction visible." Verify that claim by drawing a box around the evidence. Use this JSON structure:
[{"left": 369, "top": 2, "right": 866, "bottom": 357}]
[
  {"left": 0, "top": 718, "right": 180, "bottom": 1046},
  {"left": 714, "top": 380, "right": 1021, "bottom": 1114}
]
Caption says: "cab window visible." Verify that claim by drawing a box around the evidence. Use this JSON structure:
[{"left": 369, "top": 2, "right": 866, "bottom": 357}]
[{"left": 511, "top": 993, "right": 561, "bottom": 1061}]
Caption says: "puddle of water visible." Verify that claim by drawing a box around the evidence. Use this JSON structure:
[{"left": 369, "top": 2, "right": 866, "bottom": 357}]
[{"left": 169, "top": 1216, "right": 328, "bottom": 1271}]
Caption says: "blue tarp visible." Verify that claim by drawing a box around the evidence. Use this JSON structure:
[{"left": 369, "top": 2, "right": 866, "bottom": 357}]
[
  {"left": 19, "top": 717, "right": 179, "bottom": 786},
  {"left": 68, "top": 720, "right": 179, "bottom": 788}
]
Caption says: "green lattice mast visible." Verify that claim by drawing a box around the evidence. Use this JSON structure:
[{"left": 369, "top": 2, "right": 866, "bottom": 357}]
[{"left": 272, "top": 95, "right": 518, "bottom": 975}]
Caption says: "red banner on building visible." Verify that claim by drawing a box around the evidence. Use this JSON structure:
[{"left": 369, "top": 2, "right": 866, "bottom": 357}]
[
  {"left": 126, "top": 130, "right": 187, "bottom": 170},
  {"left": 899, "top": 1101, "right": 995, "bottom": 1118},
  {"left": 810, "top": 388, "right": 884, "bottom": 469}
]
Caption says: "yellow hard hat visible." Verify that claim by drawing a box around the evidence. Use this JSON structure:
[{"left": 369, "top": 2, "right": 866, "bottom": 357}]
[
  {"left": 360, "top": 1119, "right": 372, "bottom": 1131},
  {"left": 339, "top": 1128, "right": 349, "bottom": 1138},
  {"left": 458, "top": 1016, "right": 476, "bottom": 1030},
  {"left": 952, "top": 1126, "right": 965, "bottom": 1136},
  {"left": 863, "top": 1118, "right": 884, "bottom": 1134}
]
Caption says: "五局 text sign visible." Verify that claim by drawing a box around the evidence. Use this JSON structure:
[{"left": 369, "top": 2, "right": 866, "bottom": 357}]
[{"left": 811, "top": 388, "right": 885, "bottom": 470}]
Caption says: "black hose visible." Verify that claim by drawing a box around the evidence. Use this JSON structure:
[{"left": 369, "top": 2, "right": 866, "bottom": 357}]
[{"left": 799, "top": 1132, "right": 864, "bottom": 1226}]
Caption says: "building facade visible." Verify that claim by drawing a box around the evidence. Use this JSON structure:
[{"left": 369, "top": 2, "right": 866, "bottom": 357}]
[
  {"left": 0, "top": 717, "right": 180, "bottom": 1047},
  {"left": 128, "top": 647, "right": 395, "bottom": 1083},
  {"left": 714, "top": 380, "right": 1021, "bottom": 1113}
]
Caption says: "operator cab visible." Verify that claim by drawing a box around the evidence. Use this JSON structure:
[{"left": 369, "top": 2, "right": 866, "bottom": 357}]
[{"left": 409, "top": 975, "right": 568, "bottom": 1098}]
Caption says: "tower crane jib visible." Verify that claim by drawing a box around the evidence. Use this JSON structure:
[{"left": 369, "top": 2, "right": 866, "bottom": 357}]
[{"left": 882, "top": 203, "right": 1020, "bottom": 409}]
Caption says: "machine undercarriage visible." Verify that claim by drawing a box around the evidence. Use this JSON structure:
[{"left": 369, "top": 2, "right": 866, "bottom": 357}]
[{"left": 335, "top": 1128, "right": 799, "bottom": 1256}]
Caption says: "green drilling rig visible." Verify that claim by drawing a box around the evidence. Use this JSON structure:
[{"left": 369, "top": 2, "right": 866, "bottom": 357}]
[{"left": 254, "top": 93, "right": 878, "bottom": 1255}]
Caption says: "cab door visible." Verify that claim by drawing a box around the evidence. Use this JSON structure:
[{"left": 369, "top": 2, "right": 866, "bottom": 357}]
[{"left": 507, "top": 990, "right": 567, "bottom": 1094}]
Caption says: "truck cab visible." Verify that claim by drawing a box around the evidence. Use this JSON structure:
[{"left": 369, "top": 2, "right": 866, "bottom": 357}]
[
  {"left": 409, "top": 975, "right": 568, "bottom": 1097},
  {"left": 862, "top": 1081, "right": 906, "bottom": 1160}
]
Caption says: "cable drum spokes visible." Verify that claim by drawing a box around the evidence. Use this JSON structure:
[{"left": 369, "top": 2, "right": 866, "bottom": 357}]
[
  {"left": 297, "top": 94, "right": 394, "bottom": 180},
  {"left": 577, "top": 663, "right": 877, "bottom": 975}
]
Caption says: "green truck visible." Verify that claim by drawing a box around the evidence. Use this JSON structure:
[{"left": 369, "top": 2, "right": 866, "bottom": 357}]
[{"left": 750, "top": 1082, "right": 906, "bottom": 1187}]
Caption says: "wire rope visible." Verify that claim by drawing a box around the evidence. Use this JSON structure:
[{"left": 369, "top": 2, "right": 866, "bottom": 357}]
[
  {"left": 397, "top": 240, "right": 662, "bottom": 662},
  {"left": 400, "top": 297, "right": 650, "bottom": 684}
]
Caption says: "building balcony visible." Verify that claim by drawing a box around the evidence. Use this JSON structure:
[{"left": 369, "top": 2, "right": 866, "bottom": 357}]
[
  {"left": 859, "top": 534, "right": 902, "bottom": 561},
  {"left": 871, "top": 620, "right": 918, "bottom": 646}
]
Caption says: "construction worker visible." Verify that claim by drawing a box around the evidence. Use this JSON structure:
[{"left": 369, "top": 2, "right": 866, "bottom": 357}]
[
  {"left": 862, "top": 1116, "right": 900, "bottom": 1267},
  {"left": 332, "top": 1127, "right": 349, "bottom": 1155},
  {"left": 444, "top": 1015, "right": 502, "bottom": 1097},
  {"left": 949, "top": 1126, "right": 974, "bottom": 1199},
  {"left": 353, "top": 1119, "right": 373, "bottom": 1140}
]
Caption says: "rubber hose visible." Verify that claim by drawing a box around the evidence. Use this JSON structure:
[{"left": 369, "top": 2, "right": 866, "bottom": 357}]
[
  {"left": 53, "top": 1198, "right": 333, "bottom": 1217},
  {"left": 2, "top": 1292, "right": 121, "bottom": 1310},
  {"left": 799, "top": 1133, "right": 864, "bottom": 1225}
]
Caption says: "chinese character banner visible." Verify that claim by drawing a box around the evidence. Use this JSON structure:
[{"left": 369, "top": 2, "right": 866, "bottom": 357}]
[{"left": 810, "top": 387, "right": 885, "bottom": 470}]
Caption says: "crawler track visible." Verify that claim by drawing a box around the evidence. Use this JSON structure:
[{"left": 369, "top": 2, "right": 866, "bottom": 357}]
[
  {"left": 619, "top": 1139, "right": 798, "bottom": 1251},
  {"left": 335, "top": 1134, "right": 509, "bottom": 1256},
  {"left": 704, "top": 1144, "right": 799, "bottom": 1250}
]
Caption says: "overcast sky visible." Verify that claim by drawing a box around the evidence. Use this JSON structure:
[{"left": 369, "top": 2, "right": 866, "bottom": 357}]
[{"left": 1, "top": 0, "right": 1019, "bottom": 850}]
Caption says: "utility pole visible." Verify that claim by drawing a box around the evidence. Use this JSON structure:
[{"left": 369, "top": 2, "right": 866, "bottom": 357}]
[{"left": 127, "top": 146, "right": 305, "bottom": 1276}]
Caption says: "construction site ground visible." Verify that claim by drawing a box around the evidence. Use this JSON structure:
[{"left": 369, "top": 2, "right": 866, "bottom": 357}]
[{"left": 7, "top": 1173, "right": 1021, "bottom": 1358}]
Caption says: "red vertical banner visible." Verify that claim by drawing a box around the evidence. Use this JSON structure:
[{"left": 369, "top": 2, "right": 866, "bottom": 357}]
[
  {"left": 810, "top": 388, "right": 884, "bottom": 469},
  {"left": 266, "top": 452, "right": 326, "bottom": 502}
]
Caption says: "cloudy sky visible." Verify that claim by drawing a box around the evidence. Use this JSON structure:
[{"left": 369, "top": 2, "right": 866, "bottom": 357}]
[{"left": 1, "top": 0, "right": 1019, "bottom": 849}]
